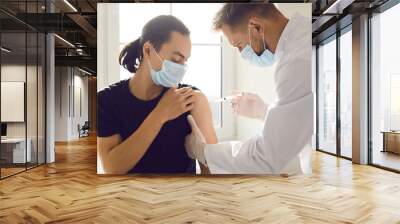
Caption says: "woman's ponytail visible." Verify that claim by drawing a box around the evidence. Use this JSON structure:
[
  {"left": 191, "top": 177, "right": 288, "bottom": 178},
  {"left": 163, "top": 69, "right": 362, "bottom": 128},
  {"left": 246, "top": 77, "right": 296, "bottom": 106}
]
[{"left": 119, "top": 38, "right": 143, "bottom": 73}]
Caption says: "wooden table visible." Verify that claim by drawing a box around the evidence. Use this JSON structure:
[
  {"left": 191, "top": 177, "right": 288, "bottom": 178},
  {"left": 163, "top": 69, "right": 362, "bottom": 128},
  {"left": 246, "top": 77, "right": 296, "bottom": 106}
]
[{"left": 381, "top": 131, "right": 400, "bottom": 154}]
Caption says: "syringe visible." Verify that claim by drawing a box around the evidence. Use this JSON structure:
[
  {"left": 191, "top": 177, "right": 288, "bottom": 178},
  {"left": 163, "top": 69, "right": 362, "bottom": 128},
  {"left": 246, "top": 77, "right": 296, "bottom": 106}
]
[{"left": 213, "top": 95, "right": 239, "bottom": 102}]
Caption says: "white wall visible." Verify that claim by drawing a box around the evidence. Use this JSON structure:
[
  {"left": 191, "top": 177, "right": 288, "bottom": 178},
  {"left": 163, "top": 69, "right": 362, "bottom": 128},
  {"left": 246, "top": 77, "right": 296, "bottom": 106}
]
[
  {"left": 234, "top": 3, "right": 312, "bottom": 141},
  {"left": 1, "top": 65, "right": 33, "bottom": 138},
  {"left": 1, "top": 65, "right": 26, "bottom": 140},
  {"left": 55, "top": 67, "right": 68, "bottom": 141},
  {"left": 54, "top": 67, "right": 89, "bottom": 141},
  {"left": 72, "top": 74, "right": 89, "bottom": 138},
  {"left": 1, "top": 63, "right": 46, "bottom": 163},
  {"left": 1, "top": 82, "right": 24, "bottom": 123},
  {"left": 97, "top": 3, "right": 120, "bottom": 92}
]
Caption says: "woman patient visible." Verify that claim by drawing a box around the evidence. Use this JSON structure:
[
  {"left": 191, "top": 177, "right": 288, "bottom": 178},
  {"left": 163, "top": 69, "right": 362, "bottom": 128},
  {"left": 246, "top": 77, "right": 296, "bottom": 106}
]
[{"left": 97, "top": 15, "right": 217, "bottom": 174}]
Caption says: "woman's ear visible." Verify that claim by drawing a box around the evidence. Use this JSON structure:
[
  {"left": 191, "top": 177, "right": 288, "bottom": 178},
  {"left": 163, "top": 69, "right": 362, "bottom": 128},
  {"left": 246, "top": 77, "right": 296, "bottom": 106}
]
[{"left": 142, "top": 41, "right": 151, "bottom": 59}]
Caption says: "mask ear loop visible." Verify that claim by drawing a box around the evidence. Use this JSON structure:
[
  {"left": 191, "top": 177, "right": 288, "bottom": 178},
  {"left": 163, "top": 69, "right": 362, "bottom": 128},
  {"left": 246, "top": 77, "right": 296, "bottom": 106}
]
[
  {"left": 247, "top": 27, "right": 252, "bottom": 49},
  {"left": 248, "top": 25, "right": 266, "bottom": 52},
  {"left": 154, "top": 49, "right": 164, "bottom": 63},
  {"left": 262, "top": 27, "right": 266, "bottom": 51},
  {"left": 147, "top": 45, "right": 164, "bottom": 71}
]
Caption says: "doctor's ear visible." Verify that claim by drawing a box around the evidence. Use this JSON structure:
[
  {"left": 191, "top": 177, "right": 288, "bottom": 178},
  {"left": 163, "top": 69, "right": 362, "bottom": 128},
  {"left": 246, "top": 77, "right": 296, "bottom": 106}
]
[{"left": 248, "top": 18, "right": 264, "bottom": 34}]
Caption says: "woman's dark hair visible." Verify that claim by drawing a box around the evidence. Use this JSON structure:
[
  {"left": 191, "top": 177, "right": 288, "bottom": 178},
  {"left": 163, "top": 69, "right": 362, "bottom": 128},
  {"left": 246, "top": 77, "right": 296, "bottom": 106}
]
[{"left": 119, "top": 15, "right": 190, "bottom": 73}]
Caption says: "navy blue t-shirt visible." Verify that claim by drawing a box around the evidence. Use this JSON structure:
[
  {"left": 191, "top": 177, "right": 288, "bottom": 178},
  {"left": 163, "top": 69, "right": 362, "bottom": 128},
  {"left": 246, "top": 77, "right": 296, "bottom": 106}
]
[{"left": 97, "top": 79, "right": 196, "bottom": 174}]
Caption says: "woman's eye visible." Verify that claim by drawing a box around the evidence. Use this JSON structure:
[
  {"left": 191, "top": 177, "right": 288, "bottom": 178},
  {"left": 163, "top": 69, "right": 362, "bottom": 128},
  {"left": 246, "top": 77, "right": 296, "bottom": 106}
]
[{"left": 173, "top": 59, "right": 183, "bottom": 65}]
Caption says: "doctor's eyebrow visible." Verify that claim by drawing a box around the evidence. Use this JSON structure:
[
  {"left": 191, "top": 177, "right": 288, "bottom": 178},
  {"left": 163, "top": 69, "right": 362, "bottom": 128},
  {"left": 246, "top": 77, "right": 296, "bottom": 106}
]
[
  {"left": 173, "top": 51, "right": 189, "bottom": 61},
  {"left": 232, "top": 40, "right": 242, "bottom": 48}
]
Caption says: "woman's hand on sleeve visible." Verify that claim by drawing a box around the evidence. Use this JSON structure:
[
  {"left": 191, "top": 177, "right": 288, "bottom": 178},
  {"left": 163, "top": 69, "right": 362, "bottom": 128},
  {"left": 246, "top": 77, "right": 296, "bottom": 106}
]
[{"left": 153, "top": 87, "right": 196, "bottom": 123}]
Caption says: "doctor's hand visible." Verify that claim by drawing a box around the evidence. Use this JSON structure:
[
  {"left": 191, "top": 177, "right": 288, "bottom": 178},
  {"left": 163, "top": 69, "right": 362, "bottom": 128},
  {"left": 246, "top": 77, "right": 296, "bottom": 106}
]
[
  {"left": 231, "top": 92, "right": 268, "bottom": 120},
  {"left": 185, "top": 115, "right": 207, "bottom": 165}
]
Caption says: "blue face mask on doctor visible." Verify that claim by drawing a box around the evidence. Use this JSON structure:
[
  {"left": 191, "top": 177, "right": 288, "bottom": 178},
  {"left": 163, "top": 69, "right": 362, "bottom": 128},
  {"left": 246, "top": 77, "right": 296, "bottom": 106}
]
[
  {"left": 240, "top": 27, "right": 276, "bottom": 67},
  {"left": 148, "top": 48, "right": 187, "bottom": 88}
]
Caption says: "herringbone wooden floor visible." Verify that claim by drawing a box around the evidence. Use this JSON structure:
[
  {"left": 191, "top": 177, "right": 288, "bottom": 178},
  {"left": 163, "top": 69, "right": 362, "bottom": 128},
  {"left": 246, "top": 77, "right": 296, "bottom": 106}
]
[{"left": 1, "top": 135, "right": 400, "bottom": 224}]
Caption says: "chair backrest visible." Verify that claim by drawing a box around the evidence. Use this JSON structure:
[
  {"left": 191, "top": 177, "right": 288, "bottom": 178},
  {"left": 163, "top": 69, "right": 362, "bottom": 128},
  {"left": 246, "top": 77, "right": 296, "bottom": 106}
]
[{"left": 82, "top": 121, "right": 90, "bottom": 129}]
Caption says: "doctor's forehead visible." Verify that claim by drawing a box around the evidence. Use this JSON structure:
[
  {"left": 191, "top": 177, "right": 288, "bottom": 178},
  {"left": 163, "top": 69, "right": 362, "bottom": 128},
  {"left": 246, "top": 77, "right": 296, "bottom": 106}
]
[
  {"left": 221, "top": 25, "right": 248, "bottom": 47},
  {"left": 221, "top": 24, "right": 240, "bottom": 46}
]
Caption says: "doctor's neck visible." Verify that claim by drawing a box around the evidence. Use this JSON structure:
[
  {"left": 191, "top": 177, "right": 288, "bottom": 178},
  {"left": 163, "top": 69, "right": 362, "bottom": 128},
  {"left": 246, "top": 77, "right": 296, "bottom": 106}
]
[{"left": 264, "top": 16, "right": 288, "bottom": 53}]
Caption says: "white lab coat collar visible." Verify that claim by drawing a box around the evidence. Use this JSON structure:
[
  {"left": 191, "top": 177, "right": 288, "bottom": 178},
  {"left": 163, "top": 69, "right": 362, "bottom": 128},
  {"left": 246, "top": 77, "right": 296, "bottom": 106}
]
[
  {"left": 274, "top": 13, "right": 309, "bottom": 62},
  {"left": 274, "top": 13, "right": 312, "bottom": 106}
]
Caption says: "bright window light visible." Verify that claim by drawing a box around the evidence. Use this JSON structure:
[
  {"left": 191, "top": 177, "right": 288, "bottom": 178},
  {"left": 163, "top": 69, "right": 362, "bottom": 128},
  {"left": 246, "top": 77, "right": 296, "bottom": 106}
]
[{"left": 318, "top": 37, "right": 337, "bottom": 154}]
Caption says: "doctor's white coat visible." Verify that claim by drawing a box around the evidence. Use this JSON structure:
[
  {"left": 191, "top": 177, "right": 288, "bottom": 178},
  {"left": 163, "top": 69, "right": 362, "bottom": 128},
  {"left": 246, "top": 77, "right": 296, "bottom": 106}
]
[{"left": 204, "top": 13, "right": 314, "bottom": 175}]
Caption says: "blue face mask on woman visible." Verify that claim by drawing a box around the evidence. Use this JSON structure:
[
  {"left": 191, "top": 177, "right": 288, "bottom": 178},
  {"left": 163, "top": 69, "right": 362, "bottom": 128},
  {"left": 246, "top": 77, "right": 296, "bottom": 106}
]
[
  {"left": 240, "top": 27, "right": 276, "bottom": 67},
  {"left": 148, "top": 50, "right": 187, "bottom": 87}
]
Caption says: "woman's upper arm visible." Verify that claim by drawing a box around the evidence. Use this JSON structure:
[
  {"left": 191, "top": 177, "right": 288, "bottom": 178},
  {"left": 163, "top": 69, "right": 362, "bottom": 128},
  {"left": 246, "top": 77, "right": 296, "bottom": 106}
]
[{"left": 190, "top": 91, "right": 218, "bottom": 144}]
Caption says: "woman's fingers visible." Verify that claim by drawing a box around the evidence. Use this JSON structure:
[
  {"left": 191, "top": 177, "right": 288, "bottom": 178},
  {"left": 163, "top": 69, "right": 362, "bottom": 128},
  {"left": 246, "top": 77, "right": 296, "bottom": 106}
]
[
  {"left": 184, "top": 102, "right": 195, "bottom": 112},
  {"left": 176, "top": 87, "right": 192, "bottom": 95},
  {"left": 181, "top": 89, "right": 196, "bottom": 101},
  {"left": 183, "top": 94, "right": 196, "bottom": 106},
  {"left": 183, "top": 93, "right": 197, "bottom": 112}
]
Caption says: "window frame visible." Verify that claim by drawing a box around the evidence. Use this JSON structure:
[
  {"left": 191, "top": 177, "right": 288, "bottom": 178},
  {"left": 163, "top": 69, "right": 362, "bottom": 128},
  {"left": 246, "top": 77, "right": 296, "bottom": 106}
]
[
  {"left": 0, "top": 1, "right": 47, "bottom": 180},
  {"left": 315, "top": 24, "right": 353, "bottom": 161},
  {"left": 368, "top": 0, "right": 400, "bottom": 173}
]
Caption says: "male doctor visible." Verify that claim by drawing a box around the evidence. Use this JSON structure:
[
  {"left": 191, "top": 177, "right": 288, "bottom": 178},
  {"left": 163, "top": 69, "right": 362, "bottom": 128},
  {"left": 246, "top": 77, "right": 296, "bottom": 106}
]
[{"left": 185, "top": 3, "right": 314, "bottom": 175}]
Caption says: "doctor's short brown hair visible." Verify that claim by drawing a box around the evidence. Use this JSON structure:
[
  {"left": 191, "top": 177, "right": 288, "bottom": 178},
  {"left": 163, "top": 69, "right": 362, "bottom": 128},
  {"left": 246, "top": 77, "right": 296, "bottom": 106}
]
[{"left": 213, "top": 2, "right": 279, "bottom": 32}]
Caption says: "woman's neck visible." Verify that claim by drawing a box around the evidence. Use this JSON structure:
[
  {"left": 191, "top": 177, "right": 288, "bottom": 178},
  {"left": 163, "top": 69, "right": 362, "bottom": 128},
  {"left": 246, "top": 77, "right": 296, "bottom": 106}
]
[{"left": 129, "top": 64, "right": 164, "bottom": 101}]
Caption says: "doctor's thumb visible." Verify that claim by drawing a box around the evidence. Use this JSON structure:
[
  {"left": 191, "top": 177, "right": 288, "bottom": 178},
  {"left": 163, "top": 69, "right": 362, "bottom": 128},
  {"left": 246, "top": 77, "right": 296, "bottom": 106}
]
[
  {"left": 187, "top": 115, "right": 206, "bottom": 142},
  {"left": 187, "top": 115, "right": 198, "bottom": 130}
]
